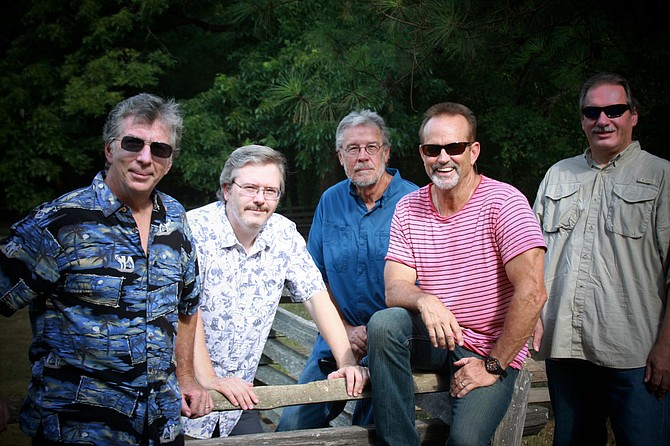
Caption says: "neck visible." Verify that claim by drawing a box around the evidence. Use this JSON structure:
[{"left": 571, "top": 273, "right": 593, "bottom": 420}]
[{"left": 356, "top": 171, "right": 392, "bottom": 210}]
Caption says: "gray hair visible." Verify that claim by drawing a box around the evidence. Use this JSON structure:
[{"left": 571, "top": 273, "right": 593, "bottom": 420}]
[
  {"left": 335, "top": 110, "right": 390, "bottom": 150},
  {"left": 102, "top": 93, "right": 183, "bottom": 158},
  {"left": 579, "top": 72, "right": 639, "bottom": 112},
  {"left": 419, "top": 102, "right": 477, "bottom": 143},
  {"left": 216, "top": 145, "right": 287, "bottom": 202}
]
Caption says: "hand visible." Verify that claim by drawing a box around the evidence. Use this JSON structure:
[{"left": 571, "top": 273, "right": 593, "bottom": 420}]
[
  {"left": 417, "top": 295, "right": 463, "bottom": 350},
  {"left": 345, "top": 324, "right": 368, "bottom": 362},
  {"left": 531, "top": 317, "right": 544, "bottom": 352},
  {"left": 201, "top": 375, "right": 259, "bottom": 411},
  {"left": 327, "top": 365, "right": 369, "bottom": 397},
  {"left": 0, "top": 399, "right": 8, "bottom": 433},
  {"left": 179, "top": 375, "right": 213, "bottom": 419},
  {"left": 449, "top": 357, "right": 499, "bottom": 398},
  {"left": 645, "top": 341, "right": 670, "bottom": 400}
]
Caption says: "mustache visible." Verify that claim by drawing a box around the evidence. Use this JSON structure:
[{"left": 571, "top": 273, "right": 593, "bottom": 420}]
[
  {"left": 244, "top": 205, "right": 269, "bottom": 212},
  {"left": 353, "top": 162, "right": 375, "bottom": 171},
  {"left": 593, "top": 125, "right": 615, "bottom": 134}
]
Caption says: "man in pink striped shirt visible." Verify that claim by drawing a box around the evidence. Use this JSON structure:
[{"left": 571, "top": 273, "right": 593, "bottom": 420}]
[{"left": 367, "top": 102, "right": 548, "bottom": 446}]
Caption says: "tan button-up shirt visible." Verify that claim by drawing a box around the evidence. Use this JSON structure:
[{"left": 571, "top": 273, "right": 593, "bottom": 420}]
[{"left": 533, "top": 142, "right": 670, "bottom": 368}]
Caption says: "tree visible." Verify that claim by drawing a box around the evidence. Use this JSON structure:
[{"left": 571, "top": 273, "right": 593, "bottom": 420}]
[{"left": 1, "top": 0, "right": 668, "bottom": 216}]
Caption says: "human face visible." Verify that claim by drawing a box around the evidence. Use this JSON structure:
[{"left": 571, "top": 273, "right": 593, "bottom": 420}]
[
  {"left": 581, "top": 84, "right": 638, "bottom": 163},
  {"left": 338, "top": 124, "right": 390, "bottom": 188},
  {"left": 105, "top": 117, "right": 173, "bottom": 207},
  {"left": 223, "top": 163, "right": 282, "bottom": 236},
  {"left": 420, "top": 114, "right": 479, "bottom": 191}
]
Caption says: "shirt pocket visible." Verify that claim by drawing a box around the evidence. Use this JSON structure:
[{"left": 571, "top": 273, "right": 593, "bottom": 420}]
[
  {"left": 63, "top": 273, "right": 123, "bottom": 307},
  {"left": 541, "top": 183, "right": 580, "bottom": 233},
  {"left": 606, "top": 183, "right": 657, "bottom": 238},
  {"left": 323, "top": 223, "right": 352, "bottom": 273}
]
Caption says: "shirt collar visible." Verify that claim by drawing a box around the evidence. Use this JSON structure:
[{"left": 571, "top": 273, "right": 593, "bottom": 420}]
[
  {"left": 94, "top": 171, "right": 165, "bottom": 220},
  {"left": 584, "top": 141, "right": 640, "bottom": 170},
  {"left": 347, "top": 168, "right": 401, "bottom": 208},
  {"left": 217, "top": 201, "right": 271, "bottom": 254}
]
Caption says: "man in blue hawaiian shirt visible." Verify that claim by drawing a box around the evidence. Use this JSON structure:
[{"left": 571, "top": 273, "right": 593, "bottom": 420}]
[{"left": 0, "top": 93, "right": 210, "bottom": 445}]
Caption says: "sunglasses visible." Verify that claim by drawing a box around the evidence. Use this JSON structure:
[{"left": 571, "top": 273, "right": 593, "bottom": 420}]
[
  {"left": 112, "top": 136, "right": 173, "bottom": 158},
  {"left": 420, "top": 142, "right": 472, "bottom": 157},
  {"left": 581, "top": 104, "right": 630, "bottom": 120}
]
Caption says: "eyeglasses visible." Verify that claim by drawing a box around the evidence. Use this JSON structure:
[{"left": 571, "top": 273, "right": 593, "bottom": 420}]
[
  {"left": 420, "top": 142, "right": 473, "bottom": 157},
  {"left": 231, "top": 181, "right": 281, "bottom": 200},
  {"left": 581, "top": 104, "right": 630, "bottom": 120},
  {"left": 112, "top": 136, "right": 173, "bottom": 159},
  {"left": 341, "top": 143, "right": 384, "bottom": 156}
]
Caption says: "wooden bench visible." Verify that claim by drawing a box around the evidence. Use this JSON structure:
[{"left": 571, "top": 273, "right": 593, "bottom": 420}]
[{"left": 188, "top": 305, "right": 550, "bottom": 445}]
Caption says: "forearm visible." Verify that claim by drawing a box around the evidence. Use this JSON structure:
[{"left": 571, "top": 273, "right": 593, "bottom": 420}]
[
  {"left": 490, "top": 248, "right": 547, "bottom": 367},
  {"left": 489, "top": 288, "right": 546, "bottom": 367},
  {"left": 176, "top": 313, "right": 197, "bottom": 380},
  {"left": 190, "top": 309, "right": 219, "bottom": 383},
  {"left": 385, "top": 260, "right": 435, "bottom": 311}
]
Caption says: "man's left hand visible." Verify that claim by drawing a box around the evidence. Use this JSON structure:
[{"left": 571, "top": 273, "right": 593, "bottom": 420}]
[
  {"left": 450, "top": 357, "right": 499, "bottom": 398},
  {"left": 646, "top": 341, "right": 670, "bottom": 400}
]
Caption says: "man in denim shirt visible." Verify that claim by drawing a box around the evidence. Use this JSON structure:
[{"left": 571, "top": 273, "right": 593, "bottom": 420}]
[
  {"left": 533, "top": 73, "right": 670, "bottom": 446},
  {"left": 0, "top": 94, "right": 210, "bottom": 445},
  {"left": 277, "top": 110, "right": 418, "bottom": 431}
]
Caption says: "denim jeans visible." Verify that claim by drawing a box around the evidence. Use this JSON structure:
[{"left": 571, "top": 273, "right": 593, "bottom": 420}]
[
  {"left": 367, "top": 307, "right": 517, "bottom": 446},
  {"left": 546, "top": 358, "right": 670, "bottom": 446},
  {"left": 276, "top": 343, "right": 374, "bottom": 431}
]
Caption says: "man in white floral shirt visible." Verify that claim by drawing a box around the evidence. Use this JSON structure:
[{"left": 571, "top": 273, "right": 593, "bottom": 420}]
[{"left": 182, "top": 145, "right": 368, "bottom": 439}]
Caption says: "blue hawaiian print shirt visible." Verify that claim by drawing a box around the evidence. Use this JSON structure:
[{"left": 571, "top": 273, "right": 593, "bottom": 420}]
[{"left": 0, "top": 172, "right": 200, "bottom": 445}]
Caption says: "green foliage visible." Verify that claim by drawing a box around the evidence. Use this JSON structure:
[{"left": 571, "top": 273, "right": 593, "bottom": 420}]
[{"left": 0, "top": 0, "right": 668, "bottom": 214}]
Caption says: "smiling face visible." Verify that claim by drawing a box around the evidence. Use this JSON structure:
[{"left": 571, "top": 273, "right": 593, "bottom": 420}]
[
  {"left": 104, "top": 117, "right": 173, "bottom": 208},
  {"left": 420, "top": 114, "right": 479, "bottom": 191},
  {"left": 581, "top": 83, "right": 638, "bottom": 165},
  {"left": 338, "top": 124, "right": 390, "bottom": 188},
  {"left": 223, "top": 162, "right": 282, "bottom": 238}
]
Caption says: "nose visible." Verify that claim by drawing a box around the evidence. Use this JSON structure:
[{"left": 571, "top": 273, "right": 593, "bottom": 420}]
[
  {"left": 436, "top": 148, "right": 451, "bottom": 162},
  {"left": 252, "top": 188, "right": 266, "bottom": 203},
  {"left": 136, "top": 142, "right": 153, "bottom": 163}
]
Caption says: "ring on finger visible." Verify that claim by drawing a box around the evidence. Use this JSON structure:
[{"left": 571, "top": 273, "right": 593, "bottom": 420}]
[{"left": 460, "top": 381, "right": 465, "bottom": 388}]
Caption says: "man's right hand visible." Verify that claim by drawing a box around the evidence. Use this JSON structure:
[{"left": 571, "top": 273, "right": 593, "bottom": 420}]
[
  {"left": 345, "top": 324, "right": 368, "bottom": 362},
  {"left": 417, "top": 294, "right": 463, "bottom": 350}
]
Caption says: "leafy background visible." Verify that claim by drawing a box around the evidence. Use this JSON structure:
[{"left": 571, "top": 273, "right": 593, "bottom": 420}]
[{"left": 1, "top": 0, "right": 668, "bottom": 220}]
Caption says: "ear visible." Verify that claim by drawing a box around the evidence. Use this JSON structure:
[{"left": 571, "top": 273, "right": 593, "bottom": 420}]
[
  {"left": 105, "top": 142, "right": 114, "bottom": 164},
  {"left": 337, "top": 150, "right": 345, "bottom": 166},
  {"left": 631, "top": 108, "right": 639, "bottom": 127},
  {"left": 222, "top": 184, "right": 230, "bottom": 202},
  {"left": 383, "top": 145, "right": 391, "bottom": 164},
  {"left": 469, "top": 142, "right": 481, "bottom": 165}
]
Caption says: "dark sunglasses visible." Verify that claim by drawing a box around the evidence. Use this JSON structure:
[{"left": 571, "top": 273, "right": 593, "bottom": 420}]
[
  {"left": 112, "top": 136, "right": 173, "bottom": 158},
  {"left": 420, "top": 142, "right": 472, "bottom": 157},
  {"left": 581, "top": 104, "right": 630, "bottom": 120}
]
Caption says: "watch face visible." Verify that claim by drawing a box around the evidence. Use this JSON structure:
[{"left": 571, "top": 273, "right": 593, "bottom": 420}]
[{"left": 485, "top": 357, "right": 501, "bottom": 374}]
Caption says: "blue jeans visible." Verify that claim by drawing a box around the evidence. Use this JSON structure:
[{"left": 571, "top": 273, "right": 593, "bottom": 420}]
[
  {"left": 276, "top": 342, "right": 374, "bottom": 431},
  {"left": 546, "top": 358, "right": 670, "bottom": 446},
  {"left": 367, "top": 308, "right": 517, "bottom": 446}
]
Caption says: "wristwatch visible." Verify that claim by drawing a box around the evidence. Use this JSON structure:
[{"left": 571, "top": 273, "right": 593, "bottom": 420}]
[{"left": 484, "top": 356, "right": 508, "bottom": 378}]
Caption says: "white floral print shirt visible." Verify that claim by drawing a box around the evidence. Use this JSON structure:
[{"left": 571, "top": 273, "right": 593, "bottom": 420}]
[{"left": 182, "top": 201, "right": 325, "bottom": 438}]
